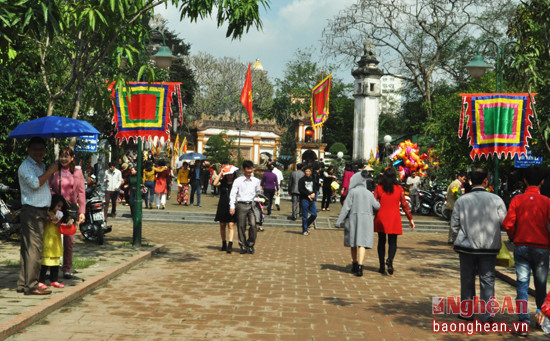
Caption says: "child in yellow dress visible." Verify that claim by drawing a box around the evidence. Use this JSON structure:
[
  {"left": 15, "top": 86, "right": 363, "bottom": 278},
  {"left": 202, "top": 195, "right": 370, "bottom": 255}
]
[{"left": 38, "top": 194, "right": 72, "bottom": 289}]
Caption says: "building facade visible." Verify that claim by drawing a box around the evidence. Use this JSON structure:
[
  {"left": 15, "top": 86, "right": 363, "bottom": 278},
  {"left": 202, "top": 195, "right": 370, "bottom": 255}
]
[
  {"left": 295, "top": 114, "right": 327, "bottom": 164},
  {"left": 190, "top": 112, "right": 284, "bottom": 165},
  {"left": 380, "top": 75, "right": 402, "bottom": 115}
]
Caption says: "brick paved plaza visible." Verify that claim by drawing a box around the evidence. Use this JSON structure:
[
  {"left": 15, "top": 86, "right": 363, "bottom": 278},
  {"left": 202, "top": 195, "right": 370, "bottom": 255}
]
[{"left": 4, "top": 207, "right": 545, "bottom": 340}]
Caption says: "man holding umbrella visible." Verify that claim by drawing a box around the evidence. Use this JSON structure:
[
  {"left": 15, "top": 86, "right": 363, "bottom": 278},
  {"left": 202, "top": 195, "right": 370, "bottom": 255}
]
[
  {"left": 8, "top": 116, "right": 100, "bottom": 294},
  {"left": 17, "top": 137, "right": 58, "bottom": 295}
]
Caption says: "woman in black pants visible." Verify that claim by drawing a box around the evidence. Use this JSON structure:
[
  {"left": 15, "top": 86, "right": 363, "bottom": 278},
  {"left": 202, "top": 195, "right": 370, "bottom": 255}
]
[
  {"left": 373, "top": 168, "right": 415, "bottom": 275},
  {"left": 321, "top": 166, "right": 336, "bottom": 211}
]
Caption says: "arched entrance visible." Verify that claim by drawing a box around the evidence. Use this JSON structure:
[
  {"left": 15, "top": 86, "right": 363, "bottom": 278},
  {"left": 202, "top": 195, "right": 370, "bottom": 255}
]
[{"left": 301, "top": 149, "right": 318, "bottom": 166}]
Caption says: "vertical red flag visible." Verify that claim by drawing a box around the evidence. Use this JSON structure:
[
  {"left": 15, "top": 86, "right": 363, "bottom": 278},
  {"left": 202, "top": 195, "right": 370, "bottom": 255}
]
[
  {"left": 240, "top": 63, "right": 253, "bottom": 127},
  {"left": 311, "top": 73, "right": 332, "bottom": 129}
]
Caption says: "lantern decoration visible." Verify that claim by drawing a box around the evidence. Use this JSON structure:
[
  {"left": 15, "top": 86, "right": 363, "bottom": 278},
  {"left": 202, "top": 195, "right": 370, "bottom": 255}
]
[{"left": 389, "top": 139, "right": 429, "bottom": 177}]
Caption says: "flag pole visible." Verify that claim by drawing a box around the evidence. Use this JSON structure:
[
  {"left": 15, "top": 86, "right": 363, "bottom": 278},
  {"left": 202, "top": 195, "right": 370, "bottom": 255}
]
[
  {"left": 133, "top": 137, "right": 143, "bottom": 247},
  {"left": 238, "top": 110, "right": 242, "bottom": 162}
]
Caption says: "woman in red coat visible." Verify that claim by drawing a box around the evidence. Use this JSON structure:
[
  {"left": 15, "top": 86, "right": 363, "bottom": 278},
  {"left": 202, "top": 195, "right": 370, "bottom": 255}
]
[{"left": 374, "top": 167, "right": 415, "bottom": 275}]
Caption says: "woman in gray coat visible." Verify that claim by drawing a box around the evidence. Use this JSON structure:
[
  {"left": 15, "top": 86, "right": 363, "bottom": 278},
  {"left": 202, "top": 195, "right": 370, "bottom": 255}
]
[{"left": 335, "top": 170, "right": 380, "bottom": 276}]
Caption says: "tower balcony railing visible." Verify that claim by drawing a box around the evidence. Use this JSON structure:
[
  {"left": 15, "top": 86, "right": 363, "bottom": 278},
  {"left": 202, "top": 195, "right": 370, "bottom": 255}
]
[{"left": 298, "top": 138, "right": 324, "bottom": 145}]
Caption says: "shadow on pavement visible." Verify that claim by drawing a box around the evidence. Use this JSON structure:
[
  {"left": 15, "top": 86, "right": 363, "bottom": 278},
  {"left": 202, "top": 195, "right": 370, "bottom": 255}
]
[
  {"left": 284, "top": 230, "right": 304, "bottom": 234},
  {"left": 320, "top": 263, "right": 349, "bottom": 274},
  {"left": 323, "top": 297, "right": 354, "bottom": 307},
  {"left": 162, "top": 251, "right": 202, "bottom": 263}
]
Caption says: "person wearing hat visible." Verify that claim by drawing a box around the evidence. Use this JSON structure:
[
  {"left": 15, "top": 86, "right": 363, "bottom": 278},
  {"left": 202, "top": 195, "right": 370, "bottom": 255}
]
[
  {"left": 365, "top": 165, "right": 375, "bottom": 192},
  {"left": 213, "top": 165, "right": 238, "bottom": 253},
  {"left": 335, "top": 170, "right": 380, "bottom": 276}
]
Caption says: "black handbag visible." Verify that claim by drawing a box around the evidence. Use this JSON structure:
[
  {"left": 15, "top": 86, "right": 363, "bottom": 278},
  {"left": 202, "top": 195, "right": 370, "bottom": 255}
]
[{"left": 58, "top": 170, "right": 80, "bottom": 221}]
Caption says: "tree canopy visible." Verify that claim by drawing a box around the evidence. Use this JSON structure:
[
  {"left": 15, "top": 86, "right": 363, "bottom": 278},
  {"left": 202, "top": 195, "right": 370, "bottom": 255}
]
[
  {"left": 322, "top": 0, "right": 515, "bottom": 115},
  {"left": 509, "top": 0, "right": 550, "bottom": 157},
  {"left": 0, "top": 0, "right": 270, "bottom": 186},
  {"left": 184, "top": 52, "right": 274, "bottom": 127}
]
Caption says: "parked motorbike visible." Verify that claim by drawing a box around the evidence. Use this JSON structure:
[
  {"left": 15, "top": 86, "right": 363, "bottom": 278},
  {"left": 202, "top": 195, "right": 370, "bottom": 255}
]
[
  {"left": 80, "top": 179, "right": 111, "bottom": 245},
  {"left": 417, "top": 187, "right": 447, "bottom": 216},
  {"left": 0, "top": 184, "right": 21, "bottom": 239},
  {"left": 400, "top": 193, "right": 412, "bottom": 216}
]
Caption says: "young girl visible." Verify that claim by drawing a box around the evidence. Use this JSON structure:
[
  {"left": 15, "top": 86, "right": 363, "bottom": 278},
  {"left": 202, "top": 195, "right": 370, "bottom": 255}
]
[{"left": 39, "top": 194, "right": 72, "bottom": 289}]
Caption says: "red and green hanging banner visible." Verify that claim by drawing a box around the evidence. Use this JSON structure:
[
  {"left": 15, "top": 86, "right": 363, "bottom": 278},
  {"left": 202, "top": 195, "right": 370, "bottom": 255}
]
[
  {"left": 311, "top": 73, "right": 332, "bottom": 129},
  {"left": 109, "top": 82, "right": 182, "bottom": 143},
  {"left": 458, "top": 93, "right": 536, "bottom": 160}
]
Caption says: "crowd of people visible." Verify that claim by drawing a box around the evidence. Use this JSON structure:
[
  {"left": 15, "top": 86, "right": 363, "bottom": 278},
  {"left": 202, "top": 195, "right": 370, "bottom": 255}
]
[
  {"left": 441, "top": 165, "right": 550, "bottom": 336},
  {"left": 16, "top": 140, "right": 550, "bottom": 337}
]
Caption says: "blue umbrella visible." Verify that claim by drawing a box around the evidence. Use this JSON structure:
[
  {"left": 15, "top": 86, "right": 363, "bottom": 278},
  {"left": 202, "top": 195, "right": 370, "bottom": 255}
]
[
  {"left": 179, "top": 152, "right": 206, "bottom": 161},
  {"left": 7, "top": 116, "right": 100, "bottom": 139}
]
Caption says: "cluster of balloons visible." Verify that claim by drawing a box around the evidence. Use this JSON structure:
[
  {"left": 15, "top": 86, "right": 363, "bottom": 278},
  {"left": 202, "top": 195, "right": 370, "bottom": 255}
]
[{"left": 389, "top": 140, "right": 429, "bottom": 180}]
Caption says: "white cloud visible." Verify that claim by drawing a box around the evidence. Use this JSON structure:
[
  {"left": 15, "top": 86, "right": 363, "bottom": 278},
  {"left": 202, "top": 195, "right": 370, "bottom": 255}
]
[{"left": 155, "top": 0, "right": 355, "bottom": 83}]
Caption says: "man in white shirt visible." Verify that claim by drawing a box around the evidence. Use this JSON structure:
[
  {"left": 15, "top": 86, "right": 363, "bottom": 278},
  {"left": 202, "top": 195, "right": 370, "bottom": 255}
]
[
  {"left": 230, "top": 160, "right": 261, "bottom": 254},
  {"left": 17, "top": 137, "right": 58, "bottom": 295},
  {"left": 271, "top": 163, "right": 284, "bottom": 211},
  {"left": 104, "top": 162, "right": 122, "bottom": 219},
  {"left": 406, "top": 171, "right": 422, "bottom": 213}
]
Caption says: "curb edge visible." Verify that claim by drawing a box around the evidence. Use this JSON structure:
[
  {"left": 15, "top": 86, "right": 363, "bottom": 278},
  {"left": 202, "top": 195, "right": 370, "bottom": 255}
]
[{"left": 0, "top": 244, "right": 165, "bottom": 340}]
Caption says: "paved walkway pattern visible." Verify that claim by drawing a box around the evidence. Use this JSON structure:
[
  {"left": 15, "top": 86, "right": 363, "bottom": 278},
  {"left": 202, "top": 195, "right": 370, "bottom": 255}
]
[{"left": 1, "top": 192, "right": 548, "bottom": 339}]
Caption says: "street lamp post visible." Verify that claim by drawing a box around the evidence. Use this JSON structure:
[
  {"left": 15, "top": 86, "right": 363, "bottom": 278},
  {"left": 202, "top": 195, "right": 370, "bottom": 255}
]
[
  {"left": 384, "top": 135, "right": 392, "bottom": 166},
  {"left": 465, "top": 39, "right": 518, "bottom": 195},
  {"left": 122, "top": 29, "right": 178, "bottom": 247}
]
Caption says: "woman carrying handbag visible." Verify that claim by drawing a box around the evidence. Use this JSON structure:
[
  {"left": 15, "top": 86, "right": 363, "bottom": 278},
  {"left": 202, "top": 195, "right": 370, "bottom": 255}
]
[{"left": 49, "top": 147, "right": 86, "bottom": 279}]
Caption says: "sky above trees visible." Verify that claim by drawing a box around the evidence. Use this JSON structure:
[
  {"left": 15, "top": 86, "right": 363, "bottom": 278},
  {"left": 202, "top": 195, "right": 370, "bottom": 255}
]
[{"left": 156, "top": 0, "right": 355, "bottom": 84}]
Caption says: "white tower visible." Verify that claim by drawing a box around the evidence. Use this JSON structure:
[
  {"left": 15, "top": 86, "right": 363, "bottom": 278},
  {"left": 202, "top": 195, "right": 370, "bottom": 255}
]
[{"left": 352, "top": 40, "right": 383, "bottom": 161}]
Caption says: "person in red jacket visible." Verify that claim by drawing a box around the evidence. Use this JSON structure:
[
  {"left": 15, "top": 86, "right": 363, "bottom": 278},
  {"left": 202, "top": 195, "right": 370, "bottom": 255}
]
[{"left": 503, "top": 165, "right": 550, "bottom": 334}]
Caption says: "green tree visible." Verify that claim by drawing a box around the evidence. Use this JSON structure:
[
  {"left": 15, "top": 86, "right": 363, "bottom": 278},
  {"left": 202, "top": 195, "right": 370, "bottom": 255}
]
[
  {"left": 322, "top": 81, "right": 354, "bottom": 153},
  {"left": 278, "top": 125, "right": 298, "bottom": 167},
  {"left": 0, "top": 0, "right": 269, "bottom": 185},
  {"left": 184, "top": 52, "right": 273, "bottom": 127},
  {"left": 329, "top": 142, "right": 347, "bottom": 155},
  {"left": 0, "top": 0, "right": 61, "bottom": 61},
  {"left": 423, "top": 72, "right": 523, "bottom": 179},
  {"left": 204, "top": 134, "right": 233, "bottom": 164},
  {"left": 3, "top": 0, "right": 270, "bottom": 118},
  {"left": 272, "top": 49, "right": 321, "bottom": 127},
  {"left": 322, "top": 0, "right": 515, "bottom": 116},
  {"left": 509, "top": 0, "right": 550, "bottom": 157}
]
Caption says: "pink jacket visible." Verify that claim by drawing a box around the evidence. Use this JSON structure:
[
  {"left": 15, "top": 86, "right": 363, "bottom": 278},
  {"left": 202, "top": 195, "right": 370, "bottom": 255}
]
[
  {"left": 341, "top": 171, "right": 354, "bottom": 197},
  {"left": 49, "top": 167, "right": 86, "bottom": 215}
]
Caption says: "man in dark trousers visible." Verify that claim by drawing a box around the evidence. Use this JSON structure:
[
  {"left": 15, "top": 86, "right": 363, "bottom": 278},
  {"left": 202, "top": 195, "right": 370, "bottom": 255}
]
[
  {"left": 189, "top": 160, "right": 203, "bottom": 207},
  {"left": 229, "top": 160, "right": 261, "bottom": 254},
  {"left": 17, "top": 137, "right": 58, "bottom": 295},
  {"left": 298, "top": 166, "right": 319, "bottom": 236},
  {"left": 503, "top": 166, "right": 550, "bottom": 335},
  {"left": 450, "top": 168, "right": 506, "bottom": 323},
  {"left": 287, "top": 163, "right": 304, "bottom": 220}
]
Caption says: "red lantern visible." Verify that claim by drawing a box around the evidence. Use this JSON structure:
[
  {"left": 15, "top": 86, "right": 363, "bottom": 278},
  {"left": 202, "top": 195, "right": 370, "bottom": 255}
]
[{"left": 305, "top": 129, "right": 314, "bottom": 137}]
